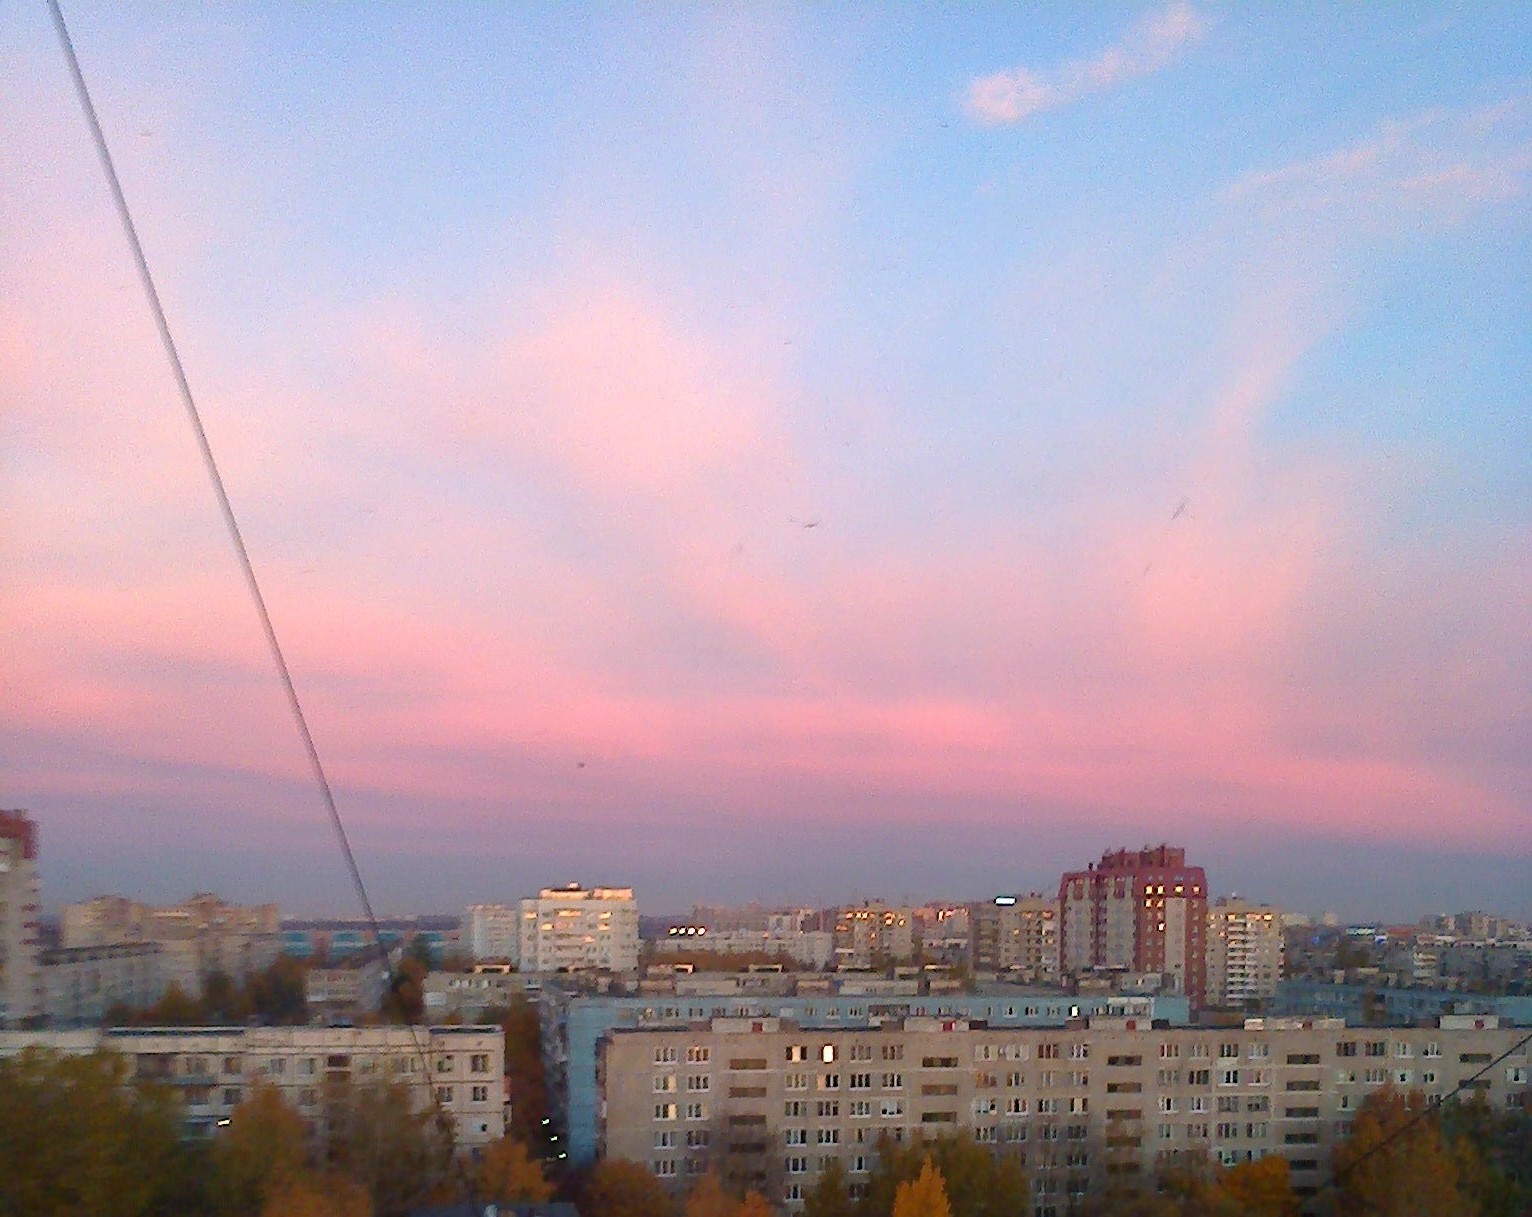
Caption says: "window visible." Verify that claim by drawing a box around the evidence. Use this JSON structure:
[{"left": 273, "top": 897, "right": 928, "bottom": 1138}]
[
  {"left": 652, "top": 1159, "right": 676, "bottom": 1178},
  {"left": 654, "top": 1074, "right": 676, "bottom": 1092},
  {"left": 850, "top": 1099, "right": 873, "bottom": 1117},
  {"left": 785, "top": 1101, "right": 807, "bottom": 1117},
  {"left": 850, "top": 1072, "right": 872, "bottom": 1089},
  {"left": 881, "top": 1045, "right": 904, "bottom": 1061},
  {"left": 684, "top": 1102, "right": 706, "bottom": 1120},
  {"left": 849, "top": 1044, "right": 872, "bottom": 1061},
  {"left": 821, "top": 1044, "right": 837, "bottom": 1063},
  {"left": 881, "top": 1073, "right": 903, "bottom": 1089},
  {"left": 1159, "top": 1044, "right": 1180, "bottom": 1059},
  {"left": 785, "top": 1128, "right": 807, "bottom": 1145},
  {"left": 787, "top": 1045, "right": 808, "bottom": 1062},
  {"left": 880, "top": 1099, "right": 905, "bottom": 1117},
  {"left": 655, "top": 1103, "right": 677, "bottom": 1121},
  {"left": 1219, "top": 1043, "right": 1240, "bottom": 1059},
  {"left": 433, "top": 1087, "right": 451, "bottom": 1105},
  {"left": 816, "top": 1100, "right": 839, "bottom": 1117},
  {"left": 655, "top": 1047, "right": 678, "bottom": 1065},
  {"left": 687, "top": 1075, "right": 709, "bottom": 1091},
  {"left": 1220, "top": 1069, "right": 1240, "bottom": 1086},
  {"left": 686, "top": 1129, "right": 710, "bottom": 1149},
  {"left": 786, "top": 1073, "right": 809, "bottom": 1091},
  {"left": 687, "top": 1046, "right": 710, "bottom": 1064},
  {"left": 470, "top": 1054, "right": 490, "bottom": 1073},
  {"left": 819, "top": 1073, "right": 840, "bottom": 1090},
  {"left": 654, "top": 1131, "right": 677, "bottom": 1148},
  {"left": 785, "top": 1156, "right": 809, "bottom": 1175},
  {"left": 817, "top": 1128, "right": 839, "bottom": 1145},
  {"left": 471, "top": 1085, "right": 489, "bottom": 1103},
  {"left": 222, "top": 1087, "right": 241, "bottom": 1106}
]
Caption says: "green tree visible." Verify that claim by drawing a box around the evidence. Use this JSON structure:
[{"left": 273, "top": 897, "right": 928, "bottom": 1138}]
[
  {"left": 891, "top": 1159, "right": 951, "bottom": 1217},
  {"left": 474, "top": 1134, "right": 555, "bottom": 1204},
  {"left": 208, "top": 1082, "right": 310, "bottom": 1217},
  {"left": 581, "top": 1158, "right": 677, "bottom": 1217},
  {"left": 0, "top": 1048, "right": 186, "bottom": 1217},
  {"left": 1441, "top": 1096, "right": 1532, "bottom": 1217},
  {"left": 246, "top": 955, "right": 309, "bottom": 1025},
  {"left": 1333, "top": 1088, "right": 1472, "bottom": 1217}
]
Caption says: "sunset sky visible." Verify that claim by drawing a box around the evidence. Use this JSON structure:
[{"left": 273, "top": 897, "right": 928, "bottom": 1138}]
[{"left": 3, "top": 4, "right": 1528, "bottom": 919}]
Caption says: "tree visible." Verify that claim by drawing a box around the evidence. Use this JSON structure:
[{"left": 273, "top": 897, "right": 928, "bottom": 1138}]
[
  {"left": 582, "top": 1158, "right": 677, "bottom": 1217},
  {"left": 497, "top": 995, "right": 552, "bottom": 1150},
  {"left": 891, "top": 1159, "right": 951, "bottom": 1217},
  {"left": 1332, "top": 1088, "right": 1473, "bottom": 1217},
  {"left": 261, "top": 1173, "right": 372, "bottom": 1217},
  {"left": 0, "top": 1048, "right": 186, "bottom": 1217},
  {"left": 857, "top": 1133, "right": 1026, "bottom": 1217},
  {"left": 474, "top": 1134, "right": 554, "bottom": 1204},
  {"left": 1441, "top": 1096, "right": 1532, "bottom": 1217},
  {"left": 209, "top": 1082, "right": 310, "bottom": 1217},
  {"left": 685, "top": 1171, "right": 740, "bottom": 1217},
  {"left": 324, "top": 1077, "right": 454, "bottom": 1217},
  {"left": 803, "top": 1157, "right": 855, "bottom": 1217},
  {"left": 737, "top": 1192, "right": 777, "bottom": 1217},
  {"left": 382, "top": 955, "right": 427, "bottom": 1024},
  {"left": 1217, "top": 1154, "right": 1299, "bottom": 1217}
]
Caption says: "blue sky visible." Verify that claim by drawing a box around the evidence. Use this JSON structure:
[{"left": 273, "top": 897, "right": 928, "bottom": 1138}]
[{"left": 2, "top": 3, "right": 1528, "bottom": 919}]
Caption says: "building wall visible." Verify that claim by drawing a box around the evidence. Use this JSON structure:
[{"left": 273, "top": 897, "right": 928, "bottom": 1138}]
[
  {"left": 599, "top": 1016, "right": 1530, "bottom": 1214},
  {"left": 465, "top": 904, "right": 521, "bottom": 962},
  {"left": 0, "top": 810, "right": 42, "bottom": 1026},
  {"left": 834, "top": 905, "right": 915, "bottom": 968},
  {"left": 519, "top": 885, "right": 639, "bottom": 974},
  {"left": 1208, "top": 900, "right": 1284, "bottom": 1007},
  {"left": 0, "top": 1024, "right": 505, "bottom": 1148},
  {"left": 43, "top": 943, "right": 166, "bottom": 1025},
  {"left": 541, "top": 981, "right": 1190, "bottom": 1166},
  {"left": 970, "top": 896, "right": 1059, "bottom": 982}
]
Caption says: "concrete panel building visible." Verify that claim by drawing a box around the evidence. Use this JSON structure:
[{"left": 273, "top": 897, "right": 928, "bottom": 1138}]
[
  {"left": 464, "top": 903, "right": 520, "bottom": 962},
  {"left": 1060, "top": 846, "right": 1209, "bottom": 1006},
  {"left": 0, "top": 1023, "right": 505, "bottom": 1148},
  {"left": 834, "top": 904, "right": 915, "bottom": 968},
  {"left": 598, "top": 1013, "right": 1529, "bottom": 1215},
  {"left": 970, "top": 895, "right": 1060, "bottom": 983},
  {"left": 1207, "top": 899, "right": 1284, "bottom": 1008},
  {"left": 519, "top": 885, "right": 639, "bottom": 974},
  {"left": 0, "top": 810, "right": 42, "bottom": 1027},
  {"left": 43, "top": 942, "right": 166, "bottom": 1025}
]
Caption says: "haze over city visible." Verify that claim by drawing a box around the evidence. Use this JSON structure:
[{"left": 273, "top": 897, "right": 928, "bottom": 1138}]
[{"left": 3, "top": 4, "right": 1529, "bottom": 921}]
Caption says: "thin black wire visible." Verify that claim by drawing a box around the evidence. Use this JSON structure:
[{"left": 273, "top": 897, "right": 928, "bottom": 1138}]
[
  {"left": 45, "top": 1, "right": 483, "bottom": 1203},
  {"left": 1299, "top": 1023, "right": 1532, "bottom": 1213}
]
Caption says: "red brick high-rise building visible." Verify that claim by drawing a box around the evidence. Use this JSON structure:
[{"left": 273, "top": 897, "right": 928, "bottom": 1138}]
[{"left": 1058, "top": 844, "right": 1209, "bottom": 1006}]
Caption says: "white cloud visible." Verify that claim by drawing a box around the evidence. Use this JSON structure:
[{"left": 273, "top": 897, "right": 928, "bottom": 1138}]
[
  {"left": 965, "top": 3, "right": 1207, "bottom": 126},
  {"left": 1225, "top": 99, "right": 1532, "bottom": 228}
]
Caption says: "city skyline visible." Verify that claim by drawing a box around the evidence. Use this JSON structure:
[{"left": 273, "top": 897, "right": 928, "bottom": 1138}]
[{"left": 3, "top": 6, "right": 1529, "bottom": 920}]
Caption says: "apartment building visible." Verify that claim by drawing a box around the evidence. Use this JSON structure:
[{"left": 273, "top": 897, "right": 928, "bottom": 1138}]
[
  {"left": 0, "top": 810, "right": 43, "bottom": 1026},
  {"left": 540, "top": 978, "right": 1190, "bottom": 1166},
  {"left": 1060, "top": 846, "right": 1209, "bottom": 1006},
  {"left": 0, "top": 1023, "right": 505, "bottom": 1148},
  {"left": 305, "top": 953, "right": 390, "bottom": 1019},
  {"left": 61, "top": 892, "right": 282, "bottom": 998},
  {"left": 464, "top": 903, "right": 520, "bottom": 962},
  {"left": 970, "top": 895, "right": 1059, "bottom": 984},
  {"left": 653, "top": 926, "right": 836, "bottom": 970},
  {"left": 43, "top": 942, "right": 166, "bottom": 1025},
  {"left": 519, "top": 885, "right": 639, "bottom": 974},
  {"left": 1206, "top": 899, "right": 1284, "bottom": 1008},
  {"left": 598, "top": 1013, "right": 1529, "bottom": 1216},
  {"left": 834, "top": 904, "right": 916, "bottom": 968}
]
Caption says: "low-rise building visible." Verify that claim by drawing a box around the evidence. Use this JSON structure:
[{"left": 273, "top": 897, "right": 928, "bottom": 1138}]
[
  {"left": 423, "top": 967, "right": 540, "bottom": 1021},
  {"left": 0, "top": 1023, "right": 504, "bottom": 1147}
]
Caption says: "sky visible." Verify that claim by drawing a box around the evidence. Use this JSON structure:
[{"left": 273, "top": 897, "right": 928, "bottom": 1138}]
[{"left": 2, "top": 3, "right": 1529, "bottom": 921}]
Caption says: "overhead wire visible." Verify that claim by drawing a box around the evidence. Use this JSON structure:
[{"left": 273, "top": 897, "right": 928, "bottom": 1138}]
[
  {"left": 1299, "top": 1022, "right": 1532, "bottom": 1213},
  {"left": 45, "top": 1, "right": 482, "bottom": 1207}
]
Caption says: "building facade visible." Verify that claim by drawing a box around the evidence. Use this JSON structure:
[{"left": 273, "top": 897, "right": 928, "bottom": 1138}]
[
  {"left": 970, "top": 895, "right": 1060, "bottom": 983},
  {"left": 0, "top": 1023, "right": 505, "bottom": 1147},
  {"left": 43, "top": 942, "right": 166, "bottom": 1025},
  {"left": 0, "top": 810, "right": 42, "bottom": 1026},
  {"left": 60, "top": 892, "right": 281, "bottom": 998},
  {"left": 1207, "top": 899, "right": 1284, "bottom": 1008},
  {"left": 653, "top": 927, "right": 836, "bottom": 970},
  {"left": 598, "top": 1014, "right": 1529, "bottom": 1215},
  {"left": 519, "top": 885, "right": 639, "bottom": 974},
  {"left": 1059, "top": 846, "right": 1209, "bottom": 1006},
  {"left": 464, "top": 903, "right": 520, "bottom": 962},
  {"left": 834, "top": 904, "right": 916, "bottom": 968},
  {"left": 541, "top": 979, "right": 1190, "bottom": 1167}
]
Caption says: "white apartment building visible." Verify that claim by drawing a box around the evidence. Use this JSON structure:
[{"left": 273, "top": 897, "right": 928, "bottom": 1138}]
[
  {"left": 970, "top": 895, "right": 1060, "bottom": 983},
  {"left": 834, "top": 904, "right": 916, "bottom": 968},
  {"left": 44, "top": 942, "right": 166, "bottom": 1025},
  {"left": 598, "top": 1014, "right": 1529, "bottom": 1216},
  {"left": 520, "top": 884, "right": 639, "bottom": 974},
  {"left": 0, "top": 1023, "right": 505, "bottom": 1148},
  {"left": 0, "top": 810, "right": 43, "bottom": 1026},
  {"left": 464, "top": 903, "right": 521, "bottom": 961},
  {"left": 653, "top": 927, "right": 836, "bottom": 970},
  {"left": 1207, "top": 899, "right": 1285, "bottom": 1008}
]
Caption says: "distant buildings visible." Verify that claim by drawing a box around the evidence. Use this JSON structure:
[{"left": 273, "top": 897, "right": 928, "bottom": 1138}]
[
  {"left": 0, "top": 810, "right": 43, "bottom": 1026},
  {"left": 60, "top": 892, "right": 281, "bottom": 998},
  {"left": 969, "top": 894, "right": 1059, "bottom": 983},
  {"left": 1059, "top": 845, "right": 1209, "bottom": 1006},
  {"left": 518, "top": 884, "right": 639, "bottom": 974},
  {"left": 43, "top": 942, "right": 165, "bottom": 1025},
  {"left": 653, "top": 925, "right": 835, "bottom": 970},
  {"left": 834, "top": 903, "right": 915, "bottom": 968},
  {"left": 1206, "top": 898, "right": 1284, "bottom": 1008}
]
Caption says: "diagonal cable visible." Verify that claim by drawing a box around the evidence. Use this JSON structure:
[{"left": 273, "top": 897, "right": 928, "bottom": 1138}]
[{"left": 45, "top": 1, "right": 483, "bottom": 1205}]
